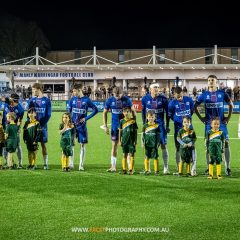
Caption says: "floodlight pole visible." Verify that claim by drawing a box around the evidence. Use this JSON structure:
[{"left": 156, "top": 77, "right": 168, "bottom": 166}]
[
  {"left": 153, "top": 45, "right": 156, "bottom": 65},
  {"left": 214, "top": 45, "right": 218, "bottom": 64},
  {"left": 36, "top": 47, "right": 39, "bottom": 65}
]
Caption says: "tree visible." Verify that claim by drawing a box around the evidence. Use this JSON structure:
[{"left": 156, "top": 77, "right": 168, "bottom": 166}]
[{"left": 0, "top": 14, "right": 51, "bottom": 63}]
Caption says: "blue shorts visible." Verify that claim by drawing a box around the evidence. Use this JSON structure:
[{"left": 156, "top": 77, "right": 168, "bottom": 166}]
[
  {"left": 111, "top": 128, "right": 119, "bottom": 142},
  {"left": 205, "top": 123, "right": 229, "bottom": 141},
  {"left": 159, "top": 123, "right": 167, "bottom": 145},
  {"left": 76, "top": 127, "right": 88, "bottom": 144},
  {"left": 40, "top": 125, "right": 48, "bottom": 143}
]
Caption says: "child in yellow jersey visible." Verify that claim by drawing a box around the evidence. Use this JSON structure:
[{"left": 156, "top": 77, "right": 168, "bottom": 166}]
[
  {"left": 206, "top": 117, "right": 225, "bottom": 179},
  {"left": 23, "top": 108, "right": 41, "bottom": 170},
  {"left": 142, "top": 110, "right": 160, "bottom": 176},
  {"left": 177, "top": 116, "right": 197, "bottom": 176},
  {"left": 119, "top": 107, "right": 138, "bottom": 175},
  {"left": 0, "top": 113, "right": 5, "bottom": 169}
]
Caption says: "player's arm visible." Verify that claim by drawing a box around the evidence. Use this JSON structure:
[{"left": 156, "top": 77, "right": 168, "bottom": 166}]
[
  {"left": 164, "top": 98, "right": 170, "bottom": 132},
  {"left": 134, "top": 122, "right": 138, "bottom": 145},
  {"left": 194, "top": 94, "right": 206, "bottom": 123},
  {"left": 224, "top": 99, "right": 233, "bottom": 124},
  {"left": 141, "top": 97, "right": 146, "bottom": 124},
  {"left": 41, "top": 99, "right": 52, "bottom": 126},
  {"left": 177, "top": 131, "right": 186, "bottom": 147},
  {"left": 206, "top": 132, "right": 210, "bottom": 153},
  {"left": 85, "top": 99, "right": 98, "bottom": 121},
  {"left": 103, "top": 99, "right": 110, "bottom": 134},
  {"left": 4, "top": 125, "right": 9, "bottom": 140}
]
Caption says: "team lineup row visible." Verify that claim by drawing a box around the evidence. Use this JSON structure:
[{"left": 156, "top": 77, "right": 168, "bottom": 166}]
[{"left": 0, "top": 75, "right": 233, "bottom": 180}]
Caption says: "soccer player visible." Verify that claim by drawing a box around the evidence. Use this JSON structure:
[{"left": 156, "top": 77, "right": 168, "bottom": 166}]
[
  {"left": 206, "top": 118, "right": 225, "bottom": 179},
  {"left": 119, "top": 107, "right": 138, "bottom": 175},
  {"left": 142, "top": 110, "right": 161, "bottom": 176},
  {"left": 194, "top": 75, "right": 233, "bottom": 176},
  {"left": 5, "top": 112, "right": 20, "bottom": 169},
  {"left": 68, "top": 84, "right": 98, "bottom": 171},
  {"left": 103, "top": 87, "right": 135, "bottom": 172},
  {"left": 28, "top": 83, "right": 52, "bottom": 170},
  {"left": 59, "top": 113, "right": 74, "bottom": 172},
  {"left": 0, "top": 113, "right": 5, "bottom": 169},
  {"left": 168, "top": 87, "right": 196, "bottom": 175},
  {"left": 141, "top": 82, "right": 170, "bottom": 174},
  {"left": 66, "top": 89, "right": 78, "bottom": 169},
  {"left": 23, "top": 108, "right": 42, "bottom": 170},
  {"left": 177, "top": 116, "right": 197, "bottom": 176},
  {"left": 2, "top": 93, "right": 24, "bottom": 168}
]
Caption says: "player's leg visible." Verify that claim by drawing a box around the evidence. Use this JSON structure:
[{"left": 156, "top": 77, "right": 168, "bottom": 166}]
[
  {"left": 174, "top": 135, "right": 181, "bottom": 174},
  {"left": 107, "top": 129, "right": 118, "bottom": 172},
  {"left": 160, "top": 124, "right": 169, "bottom": 174},
  {"left": 128, "top": 145, "right": 136, "bottom": 174},
  {"left": 16, "top": 134, "right": 23, "bottom": 169},
  {"left": 204, "top": 124, "right": 210, "bottom": 175},
  {"left": 78, "top": 127, "right": 88, "bottom": 171},
  {"left": 191, "top": 147, "right": 197, "bottom": 176},
  {"left": 0, "top": 144, "right": 3, "bottom": 169},
  {"left": 220, "top": 124, "right": 231, "bottom": 176},
  {"left": 41, "top": 126, "right": 49, "bottom": 170},
  {"left": 121, "top": 152, "right": 128, "bottom": 174},
  {"left": 152, "top": 147, "right": 159, "bottom": 175}
]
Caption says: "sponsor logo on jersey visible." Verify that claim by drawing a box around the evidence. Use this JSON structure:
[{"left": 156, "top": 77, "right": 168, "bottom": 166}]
[
  {"left": 146, "top": 108, "right": 163, "bottom": 113},
  {"left": 206, "top": 102, "right": 223, "bottom": 108},
  {"left": 72, "top": 108, "right": 86, "bottom": 114},
  {"left": 176, "top": 109, "right": 191, "bottom": 116},
  {"left": 112, "top": 109, "right": 123, "bottom": 114},
  {"left": 35, "top": 107, "right": 45, "bottom": 113}
]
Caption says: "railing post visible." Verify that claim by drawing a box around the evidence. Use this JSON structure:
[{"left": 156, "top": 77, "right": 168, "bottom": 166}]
[
  {"left": 36, "top": 47, "right": 39, "bottom": 65},
  {"left": 153, "top": 45, "right": 156, "bottom": 65}
]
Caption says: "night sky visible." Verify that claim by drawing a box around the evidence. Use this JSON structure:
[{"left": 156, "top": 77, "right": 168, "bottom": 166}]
[{"left": 2, "top": 0, "right": 240, "bottom": 50}]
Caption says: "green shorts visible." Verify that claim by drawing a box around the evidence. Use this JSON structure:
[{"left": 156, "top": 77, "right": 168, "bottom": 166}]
[
  {"left": 145, "top": 146, "right": 158, "bottom": 159},
  {"left": 62, "top": 146, "right": 73, "bottom": 157},
  {"left": 6, "top": 139, "right": 17, "bottom": 153},
  {"left": 180, "top": 147, "right": 193, "bottom": 164},
  {"left": 122, "top": 144, "right": 136, "bottom": 154}
]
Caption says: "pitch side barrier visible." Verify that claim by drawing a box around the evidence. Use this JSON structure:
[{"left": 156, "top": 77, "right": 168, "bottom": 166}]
[{"left": 0, "top": 100, "right": 239, "bottom": 113}]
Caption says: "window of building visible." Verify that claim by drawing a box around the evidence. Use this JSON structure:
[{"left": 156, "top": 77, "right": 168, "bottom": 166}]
[
  {"left": 118, "top": 50, "right": 125, "bottom": 63},
  {"left": 231, "top": 48, "right": 238, "bottom": 64},
  {"left": 54, "top": 84, "right": 65, "bottom": 93},
  {"left": 205, "top": 48, "right": 213, "bottom": 64},
  {"left": 158, "top": 49, "right": 165, "bottom": 63}
]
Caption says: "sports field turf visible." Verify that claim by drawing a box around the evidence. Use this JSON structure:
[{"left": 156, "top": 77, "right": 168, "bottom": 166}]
[{"left": 0, "top": 112, "right": 240, "bottom": 240}]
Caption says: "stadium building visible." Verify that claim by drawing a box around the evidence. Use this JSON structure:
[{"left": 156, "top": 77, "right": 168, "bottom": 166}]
[{"left": 0, "top": 45, "right": 240, "bottom": 102}]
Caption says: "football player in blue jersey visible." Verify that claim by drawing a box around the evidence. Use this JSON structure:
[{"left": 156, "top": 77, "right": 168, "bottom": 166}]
[
  {"left": 168, "top": 87, "right": 196, "bottom": 176},
  {"left": 103, "top": 87, "right": 135, "bottom": 172},
  {"left": 141, "top": 82, "right": 170, "bottom": 174},
  {"left": 68, "top": 84, "right": 98, "bottom": 171},
  {"left": 2, "top": 93, "right": 24, "bottom": 168},
  {"left": 194, "top": 75, "right": 233, "bottom": 176},
  {"left": 28, "top": 83, "right": 52, "bottom": 170}
]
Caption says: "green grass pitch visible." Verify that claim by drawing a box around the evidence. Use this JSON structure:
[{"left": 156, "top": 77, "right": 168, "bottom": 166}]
[{"left": 0, "top": 112, "right": 240, "bottom": 240}]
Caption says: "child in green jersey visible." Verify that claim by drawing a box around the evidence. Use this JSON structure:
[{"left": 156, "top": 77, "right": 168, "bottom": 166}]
[
  {"left": 177, "top": 116, "right": 197, "bottom": 176},
  {"left": 142, "top": 110, "right": 160, "bottom": 176},
  {"left": 119, "top": 107, "right": 138, "bottom": 175},
  {"left": 23, "top": 108, "right": 41, "bottom": 170},
  {"left": 206, "top": 117, "right": 224, "bottom": 179}
]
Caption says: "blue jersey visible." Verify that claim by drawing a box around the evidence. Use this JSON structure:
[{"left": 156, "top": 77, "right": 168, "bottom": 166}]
[
  {"left": 2, "top": 103, "right": 24, "bottom": 129},
  {"left": 28, "top": 97, "right": 52, "bottom": 126},
  {"left": 168, "top": 96, "right": 194, "bottom": 124},
  {"left": 195, "top": 90, "right": 230, "bottom": 124},
  {"left": 68, "top": 96, "right": 98, "bottom": 128},
  {"left": 104, "top": 96, "right": 133, "bottom": 130},
  {"left": 141, "top": 94, "right": 168, "bottom": 125}
]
